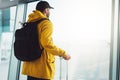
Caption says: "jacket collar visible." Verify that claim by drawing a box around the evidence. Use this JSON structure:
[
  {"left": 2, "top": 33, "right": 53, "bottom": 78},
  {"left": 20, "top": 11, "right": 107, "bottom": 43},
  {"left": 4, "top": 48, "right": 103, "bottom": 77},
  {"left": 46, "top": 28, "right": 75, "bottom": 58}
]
[{"left": 27, "top": 10, "right": 47, "bottom": 22}]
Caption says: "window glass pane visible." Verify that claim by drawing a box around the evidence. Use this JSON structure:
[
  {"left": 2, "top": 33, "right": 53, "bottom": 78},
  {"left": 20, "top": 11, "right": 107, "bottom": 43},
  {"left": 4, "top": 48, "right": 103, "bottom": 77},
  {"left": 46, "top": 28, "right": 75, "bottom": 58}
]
[
  {"left": 0, "top": 6, "right": 16, "bottom": 80},
  {"left": 49, "top": 0, "right": 112, "bottom": 80},
  {"left": 2, "top": 8, "right": 10, "bottom": 32}
]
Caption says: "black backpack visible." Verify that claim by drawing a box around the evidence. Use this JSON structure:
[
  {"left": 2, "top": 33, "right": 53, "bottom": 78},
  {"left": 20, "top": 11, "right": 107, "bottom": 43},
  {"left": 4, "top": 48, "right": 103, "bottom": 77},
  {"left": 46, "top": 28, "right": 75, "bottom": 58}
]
[{"left": 14, "top": 18, "right": 48, "bottom": 61}]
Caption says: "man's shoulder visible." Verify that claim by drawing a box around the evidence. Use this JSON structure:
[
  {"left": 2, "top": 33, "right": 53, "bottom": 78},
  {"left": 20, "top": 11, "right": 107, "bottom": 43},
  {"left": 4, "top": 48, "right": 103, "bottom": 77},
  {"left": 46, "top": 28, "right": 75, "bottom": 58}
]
[{"left": 41, "top": 19, "right": 53, "bottom": 26}]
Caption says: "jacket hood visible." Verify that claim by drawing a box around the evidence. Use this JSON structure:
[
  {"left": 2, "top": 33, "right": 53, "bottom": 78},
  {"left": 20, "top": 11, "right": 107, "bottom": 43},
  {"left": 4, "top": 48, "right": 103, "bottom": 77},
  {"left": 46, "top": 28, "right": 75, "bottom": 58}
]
[{"left": 27, "top": 10, "right": 47, "bottom": 22}]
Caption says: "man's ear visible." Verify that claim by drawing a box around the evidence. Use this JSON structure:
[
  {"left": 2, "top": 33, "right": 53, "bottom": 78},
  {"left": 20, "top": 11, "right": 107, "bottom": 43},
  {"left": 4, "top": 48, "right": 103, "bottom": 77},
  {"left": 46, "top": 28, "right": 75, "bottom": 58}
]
[{"left": 43, "top": 8, "right": 48, "bottom": 14}]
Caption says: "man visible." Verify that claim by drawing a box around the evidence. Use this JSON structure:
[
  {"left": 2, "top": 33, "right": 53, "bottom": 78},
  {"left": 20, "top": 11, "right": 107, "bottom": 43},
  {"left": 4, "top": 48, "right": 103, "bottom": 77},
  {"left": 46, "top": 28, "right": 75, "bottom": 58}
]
[{"left": 22, "top": 1, "right": 71, "bottom": 80}]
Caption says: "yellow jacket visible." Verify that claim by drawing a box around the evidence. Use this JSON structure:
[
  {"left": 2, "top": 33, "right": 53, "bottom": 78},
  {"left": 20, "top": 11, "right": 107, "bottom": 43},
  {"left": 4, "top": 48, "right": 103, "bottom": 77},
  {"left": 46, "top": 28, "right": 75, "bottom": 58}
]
[{"left": 22, "top": 10, "right": 67, "bottom": 79}]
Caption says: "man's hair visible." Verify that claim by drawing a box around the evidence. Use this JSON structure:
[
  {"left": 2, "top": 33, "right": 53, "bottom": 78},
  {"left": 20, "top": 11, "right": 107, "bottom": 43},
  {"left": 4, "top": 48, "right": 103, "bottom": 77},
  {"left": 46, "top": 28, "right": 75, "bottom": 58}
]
[{"left": 36, "top": 1, "right": 53, "bottom": 12}]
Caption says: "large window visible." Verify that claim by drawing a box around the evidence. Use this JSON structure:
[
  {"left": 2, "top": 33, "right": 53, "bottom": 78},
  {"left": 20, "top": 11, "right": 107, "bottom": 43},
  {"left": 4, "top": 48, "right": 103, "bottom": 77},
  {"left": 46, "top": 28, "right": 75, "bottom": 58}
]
[
  {"left": 50, "top": 0, "right": 112, "bottom": 80},
  {"left": 0, "top": 6, "right": 16, "bottom": 80}
]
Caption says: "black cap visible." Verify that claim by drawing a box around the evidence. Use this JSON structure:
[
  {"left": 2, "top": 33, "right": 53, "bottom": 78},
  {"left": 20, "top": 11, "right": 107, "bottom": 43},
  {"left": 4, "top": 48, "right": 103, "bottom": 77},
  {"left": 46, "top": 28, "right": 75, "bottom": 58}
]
[{"left": 36, "top": 1, "right": 54, "bottom": 12}]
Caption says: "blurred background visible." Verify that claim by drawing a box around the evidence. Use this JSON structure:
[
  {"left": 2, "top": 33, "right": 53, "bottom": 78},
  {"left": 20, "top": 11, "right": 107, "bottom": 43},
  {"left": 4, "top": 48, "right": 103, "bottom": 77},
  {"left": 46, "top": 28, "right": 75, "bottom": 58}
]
[{"left": 0, "top": 0, "right": 119, "bottom": 80}]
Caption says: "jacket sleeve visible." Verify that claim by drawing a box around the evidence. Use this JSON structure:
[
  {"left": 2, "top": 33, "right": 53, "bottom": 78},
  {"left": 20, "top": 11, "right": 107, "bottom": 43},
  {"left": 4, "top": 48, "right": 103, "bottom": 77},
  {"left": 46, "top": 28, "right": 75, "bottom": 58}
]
[{"left": 39, "top": 21, "right": 67, "bottom": 57}]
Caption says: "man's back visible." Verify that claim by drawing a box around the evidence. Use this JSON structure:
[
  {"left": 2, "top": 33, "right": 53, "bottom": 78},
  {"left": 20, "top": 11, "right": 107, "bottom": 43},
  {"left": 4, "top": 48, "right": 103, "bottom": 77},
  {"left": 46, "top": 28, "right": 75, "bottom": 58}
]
[{"left": 22, "top": 1, "right": 71, "bottom": 80}]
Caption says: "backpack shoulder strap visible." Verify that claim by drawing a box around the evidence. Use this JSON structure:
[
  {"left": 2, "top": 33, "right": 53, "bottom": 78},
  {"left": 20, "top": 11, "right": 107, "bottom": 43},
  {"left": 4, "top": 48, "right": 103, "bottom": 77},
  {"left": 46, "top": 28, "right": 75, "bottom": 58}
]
[{"left": 34, "top": 18, "right": 49, "bottom": 50}]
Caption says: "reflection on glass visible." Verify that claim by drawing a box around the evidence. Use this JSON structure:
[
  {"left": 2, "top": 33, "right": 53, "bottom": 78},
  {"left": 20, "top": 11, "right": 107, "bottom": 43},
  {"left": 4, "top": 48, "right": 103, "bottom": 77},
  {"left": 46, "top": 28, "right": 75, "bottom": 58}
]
[{"left": 0, "top": 6, "right": 16, "bottom": 80}]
